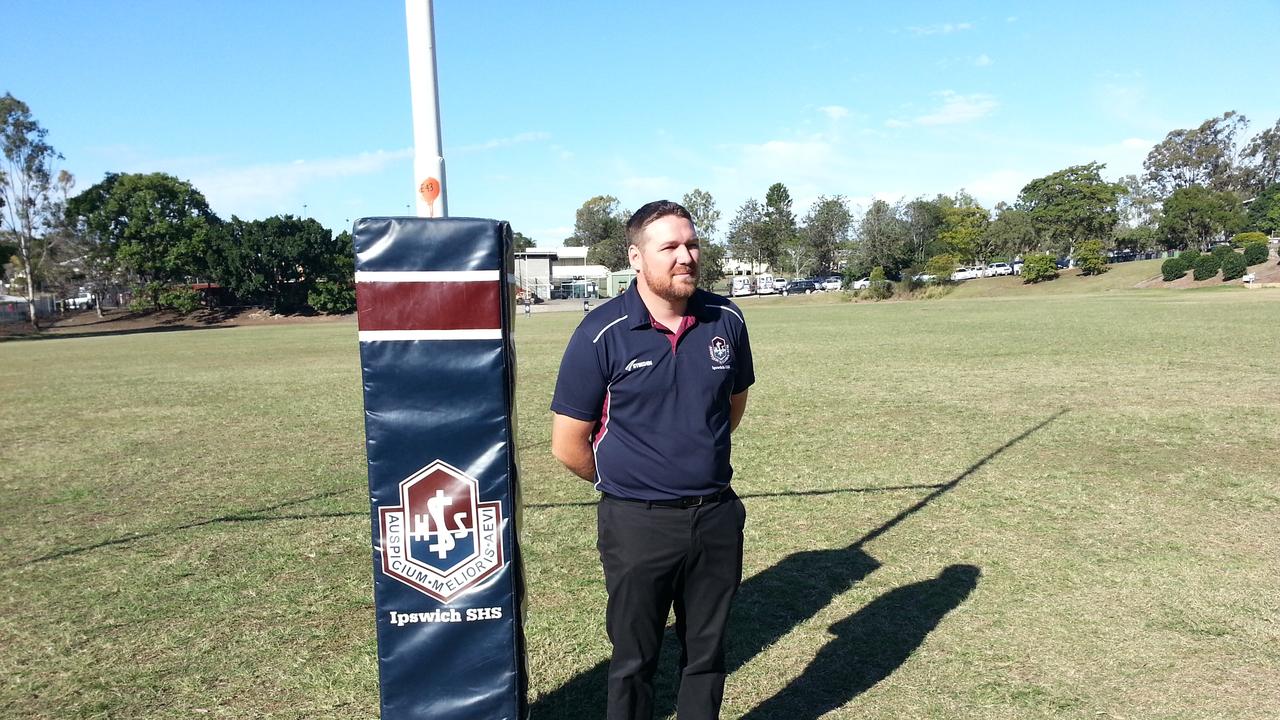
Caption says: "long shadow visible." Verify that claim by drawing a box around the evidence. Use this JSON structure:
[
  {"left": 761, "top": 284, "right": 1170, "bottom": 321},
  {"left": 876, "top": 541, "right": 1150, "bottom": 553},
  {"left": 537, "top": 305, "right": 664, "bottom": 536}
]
[
  {"left": 1, "top": 323, "right": 240, "bottom": 342},
  {"left": 741, "top": 565, "right": 981, "bottom": 720},
  {"left": 523, "top": 483, "right": 950, "bottom": 510},
  {"left": 531, "top": 410, "right": 1064, "bottom": 718},
  {"left": 17, "top": 488, "right": 359, "bottom": 567}
]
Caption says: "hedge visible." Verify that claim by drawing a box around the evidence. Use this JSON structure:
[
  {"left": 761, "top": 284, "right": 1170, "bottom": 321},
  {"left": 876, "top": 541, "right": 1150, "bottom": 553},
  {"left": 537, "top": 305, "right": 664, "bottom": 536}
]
[
  {"left": 1161, "top": 257, "right": 1190, "bottom": 281},
  {"left": 1192, "top": 254, "right": 1221, "bottom": 281},
  {"left": 1220, "top": 252, "right": 1247, "bottom": 281},
  {"left": 1243, "top": 241, "right": 1269, "bottom": 266}
]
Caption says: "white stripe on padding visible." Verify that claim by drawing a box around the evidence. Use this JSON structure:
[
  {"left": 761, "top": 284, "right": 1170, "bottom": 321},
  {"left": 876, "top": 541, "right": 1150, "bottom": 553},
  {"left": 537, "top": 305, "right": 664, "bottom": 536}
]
[
  {"left": 358, "top": 329, "right": 502, "bottom": 341},
  {"left": 355, "top": 270, "right": 500, "bottom": 283}
]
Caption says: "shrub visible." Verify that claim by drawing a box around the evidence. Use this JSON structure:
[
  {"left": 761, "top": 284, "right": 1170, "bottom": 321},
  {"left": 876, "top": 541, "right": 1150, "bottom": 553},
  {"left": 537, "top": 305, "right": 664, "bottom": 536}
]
[
  {"left": 1073, "top": 239, "right": 1109, "bottom": 276},
  {"left": 307, "top": 281, "right": 357, "bottom": 314},
  {"left": 1192, "top": 254, "right": 1221, "bottom": 281},
  {"left": 924, "top": 254, "right": 956, "bottom": 282},
  {"left": 1232, "top": 231, "right": 1268, "bottom": 247},
  {"left": 1242, "top": 241, "right": 1269, "bottom": 266},
  {"left": 1210, "top": 244, "right": 1235, "bottom": 261},
  {"left": 864, "top": 266, "right": 894, "bottom": 300},
  {"left": 1220, "top": 252, "right": 1247, "bottom": 281},
  {"left": 157, "top": 287, "right": 203, "bottom": 314},
  {"left": 1161, "top": 257, "right": 1190, "bottom": 281},
  {"left": 1179, "top": 249, "right": 1201, "bottom": 266},
  {"left": 1021, "top": 254, "right": 1059, "bottom": 283}
]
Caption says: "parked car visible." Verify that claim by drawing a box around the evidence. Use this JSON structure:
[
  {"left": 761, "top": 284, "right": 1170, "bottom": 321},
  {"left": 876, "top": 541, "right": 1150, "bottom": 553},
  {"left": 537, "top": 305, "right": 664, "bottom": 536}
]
[
  {"left": 65, "top": 293, "right": 95, "bottom": 309},
  {"left": 756, "top": 273, "right": 777, "bottom": 295},
  {"left": 911, "top": 273, "right": 936, "bottom": 284},
  {"left": 950, "top": 267, "right": 979, "bottom": 281},
  {"left": 821, "top": 276, "right": 843, "bottom": 291},
  {"left": 1012, "top": 260, "right": 1024, "bottom": 275},
  {"left": 851, "top": 277, "right": 871, "bottom": 290},
  {"left": 772, "top": 277, "right": 788, "bottom": 293},
  {"left": 731, "top": 277, "right": 753, "bottom": 297},
  {"left": 784, "top": 279, "right": 820, "bottom": 294},
  {"left": 986, "top": 262, "right": 1013, "bottom": 276}
]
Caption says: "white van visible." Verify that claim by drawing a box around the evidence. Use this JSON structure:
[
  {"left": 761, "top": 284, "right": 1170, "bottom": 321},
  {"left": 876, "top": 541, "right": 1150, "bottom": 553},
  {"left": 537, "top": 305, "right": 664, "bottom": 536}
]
[
  {"left": 731, "top": 276, "right": 753, "bottom": 297},
  {"left": 755, "top": 273, "right": 776, "bottom": 295}
]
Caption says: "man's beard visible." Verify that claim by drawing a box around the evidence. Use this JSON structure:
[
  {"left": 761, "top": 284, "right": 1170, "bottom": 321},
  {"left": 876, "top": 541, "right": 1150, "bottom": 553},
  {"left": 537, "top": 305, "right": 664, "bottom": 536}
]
[{"left": 642, "top": 262, "right": 699, "bottom": 302}]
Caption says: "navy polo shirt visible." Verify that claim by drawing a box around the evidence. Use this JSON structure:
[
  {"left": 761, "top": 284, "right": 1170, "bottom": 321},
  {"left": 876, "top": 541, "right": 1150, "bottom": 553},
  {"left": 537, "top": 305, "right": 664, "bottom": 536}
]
[{"left": 550, "top": 285, "right": 754, "bottom": 500}]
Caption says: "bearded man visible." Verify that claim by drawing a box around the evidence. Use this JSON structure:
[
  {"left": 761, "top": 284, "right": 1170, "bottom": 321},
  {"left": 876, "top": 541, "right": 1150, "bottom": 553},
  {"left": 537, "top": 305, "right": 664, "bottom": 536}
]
[{"left": 550, "top": 200, "right": 755, "bottom": 720}]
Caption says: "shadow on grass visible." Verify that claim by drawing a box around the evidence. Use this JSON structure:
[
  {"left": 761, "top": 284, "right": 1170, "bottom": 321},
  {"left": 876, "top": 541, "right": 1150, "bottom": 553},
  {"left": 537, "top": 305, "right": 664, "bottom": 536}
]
[
  {"left": 16, "top": 488, "right": 359, "bottom": 567},
  {"left": 531, "top": 409, "right": 1064, "bottom": 718},
  {"left": 523, "top": 483, "right": 951, "bottom": 510}
]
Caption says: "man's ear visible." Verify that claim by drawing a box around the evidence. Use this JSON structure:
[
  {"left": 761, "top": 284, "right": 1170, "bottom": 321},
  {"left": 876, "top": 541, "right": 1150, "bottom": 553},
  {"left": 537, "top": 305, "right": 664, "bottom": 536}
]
[{"left": 627, "top": 243, "right": 641, "bottom": 270}]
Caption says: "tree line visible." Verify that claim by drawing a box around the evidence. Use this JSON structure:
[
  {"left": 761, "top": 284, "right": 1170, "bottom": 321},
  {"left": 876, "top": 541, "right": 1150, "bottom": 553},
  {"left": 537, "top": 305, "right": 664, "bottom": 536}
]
[
  {"left": 559, "top": 110, "right": 1280, "bottom": 285},
  {"left": 1, "top": 93, "right": 356, "bottom": 328}
]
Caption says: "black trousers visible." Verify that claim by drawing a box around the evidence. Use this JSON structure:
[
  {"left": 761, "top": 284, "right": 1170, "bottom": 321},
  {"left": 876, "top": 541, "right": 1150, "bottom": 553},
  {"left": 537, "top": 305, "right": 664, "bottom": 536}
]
[{"left": 596, "top": 492, "right": 746, "bottom": 720}]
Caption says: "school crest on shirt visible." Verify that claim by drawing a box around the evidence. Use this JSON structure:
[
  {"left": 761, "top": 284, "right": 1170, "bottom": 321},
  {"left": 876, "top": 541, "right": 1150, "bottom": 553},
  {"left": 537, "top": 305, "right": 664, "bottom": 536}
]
[{"left": 709, "top": 336, "right": 732, "bottom": 365}]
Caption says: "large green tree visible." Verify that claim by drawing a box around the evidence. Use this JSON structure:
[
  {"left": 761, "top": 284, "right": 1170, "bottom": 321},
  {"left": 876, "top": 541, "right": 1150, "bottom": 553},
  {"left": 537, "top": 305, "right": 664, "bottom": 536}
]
[
  {"left": 1241, "top": 117, "right": 1280, "bottom": 194},
  {"left": 1142, "top": 111, "right": 1250, "bottom": 197},
  {"left": 982, "top": 203, "right": 1037, "bottom": 258},
  {"left": 938, "top": 194, "right": 990, "bottom": 263},
  {"left": 801, "top": 195, "right": 852, "bottom": 276},
  {"left": 726, "top": 198, "right": 767, "bottom": 273},
  {"left": 758, "top": 182, "right": 794, "bottom": 270},
  {"left": 511, "top": 231, "right": 534, "bottom": 252},
  {"left": 1017, "top": 162, "right": 1124, "bottom": 257},
  {"left": 853, "top": 199, "right": 909, "bottom": 278},
  {"left": 1158, "top": 185, "right": 1244, "bottom": 250},
  {"left": 682, "top": 188, "right": 725, "bottom": 289},
  {"left": 902, "top": 196, "right": 947, "bottom": 265},
  {"left": 66, "top": 172, "right": 219, "bottom": 306},
  {"left": 1245, "top": 183, "right": 1280, "bottom": 236},
  {"left": 566, "top": 195, "right": 629, "bottom": 270},
  {"left": 0, "top": 93, "right": 64, "bottom": 327},
  {"left": 207, "top": 215, "right": 349, "bottom": 312}
]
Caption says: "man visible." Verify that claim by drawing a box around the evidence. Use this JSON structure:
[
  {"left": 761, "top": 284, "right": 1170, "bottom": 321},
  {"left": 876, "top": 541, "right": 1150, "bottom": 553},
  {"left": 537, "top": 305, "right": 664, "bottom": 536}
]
[{"left": 550, "top": 200, "right": 754, "bottom": 720}]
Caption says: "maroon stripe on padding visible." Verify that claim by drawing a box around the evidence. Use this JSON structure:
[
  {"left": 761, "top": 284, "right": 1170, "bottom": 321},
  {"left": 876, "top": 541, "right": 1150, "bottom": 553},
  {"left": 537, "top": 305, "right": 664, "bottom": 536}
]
[{"left": 356, "top": 281, "right": 501, "bottom": 331}]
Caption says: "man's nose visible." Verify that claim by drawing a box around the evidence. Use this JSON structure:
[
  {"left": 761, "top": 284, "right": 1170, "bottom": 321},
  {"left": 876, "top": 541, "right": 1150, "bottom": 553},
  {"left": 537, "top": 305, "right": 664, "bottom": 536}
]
[{"left": 675, "top": 244, "right": 693, "bottom": 264}]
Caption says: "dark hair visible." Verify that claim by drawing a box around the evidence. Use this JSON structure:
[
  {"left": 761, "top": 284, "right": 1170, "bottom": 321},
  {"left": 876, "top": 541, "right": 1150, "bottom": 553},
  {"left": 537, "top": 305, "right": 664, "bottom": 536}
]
[{"left": 626, "top": 200, "right": 694, "bottom": 247}]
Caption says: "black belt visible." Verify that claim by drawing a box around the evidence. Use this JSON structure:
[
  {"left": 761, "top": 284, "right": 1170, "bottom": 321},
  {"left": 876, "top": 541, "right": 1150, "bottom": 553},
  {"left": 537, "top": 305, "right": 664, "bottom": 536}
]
[{"left": 602, "top": 488, "right": 733, "bottom": 508}]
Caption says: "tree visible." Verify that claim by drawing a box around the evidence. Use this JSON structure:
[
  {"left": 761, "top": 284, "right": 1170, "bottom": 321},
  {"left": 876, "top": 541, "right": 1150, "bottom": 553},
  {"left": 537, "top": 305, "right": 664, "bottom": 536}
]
[
  {"left": 1073, "top": 239, "right": 1108, "bottom": 276},
  {"left": 902, "top": 197, "right": 946, "bottom": 265},
  {"left": 66, "top": 172, "right": 218, "bottom": 307},
  {"left": 726, "top": 198, "right": 767, "bottom": 274},
  {"left": 207, "top": 215, "right": 348, "bottom": 312},
  {"left": 1245, "top": 183, "right": 1280, "bottom": 236},
  {"left": 982, "top": 203, "right": 1037, "bottom": 259},
  {"left": 853, "top": 199, "right": 909, "bottom": 278},
  {"left": 511, "top": 231, "right": 534, "bottom": 252},
  {"left": 801, "top": 195, "right": 852, "bottom": 275},
  {"left": 0, "top": 93, "right": 63, "bottom": 327},
  {"left": 938, "top": 194, "right": 990, "bottom": 263},
  {"left": 1142, "top": 111, "right": 1250, "bottom": 197},
  {"left": 565, "top": 195, "right": 628, "bottom": 270},
  {"left": 1241, "top": 117, "right": 1280, "bottom": 193},
  {"left": 759, "top": 183, "right": 795, "bottom": 270},
  {"left": 1016, "top": 163, "right": 1124, "bottom": 258},
  {"left": 682, "top": 189, "right": 726, "bottom": 289},
  {"left": 1159, "top": 186, "right": 1244, "bottom": 251}
]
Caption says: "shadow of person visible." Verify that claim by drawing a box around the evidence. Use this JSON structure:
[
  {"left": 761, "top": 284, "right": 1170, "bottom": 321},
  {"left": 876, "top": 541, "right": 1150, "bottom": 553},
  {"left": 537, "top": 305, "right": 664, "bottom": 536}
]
[{"left": 741, "top": 564, "right": 981, "bottom": 720}]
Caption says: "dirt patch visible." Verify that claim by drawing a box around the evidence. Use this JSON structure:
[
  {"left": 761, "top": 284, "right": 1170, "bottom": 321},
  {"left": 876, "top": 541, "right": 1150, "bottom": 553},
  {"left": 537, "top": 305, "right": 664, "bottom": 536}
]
[
  {"left": 1, "top": 307, "right": 352, "bottom": 340},
  {"left": 1135, "top": 249, "right": 1280, "bottom": 289}
]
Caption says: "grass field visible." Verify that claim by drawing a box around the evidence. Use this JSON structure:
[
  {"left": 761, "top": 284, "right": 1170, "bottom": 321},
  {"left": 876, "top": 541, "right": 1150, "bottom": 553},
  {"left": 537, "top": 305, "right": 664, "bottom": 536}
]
[{"left": 2, "top": 278, "right": 1279, "bottom": 719}]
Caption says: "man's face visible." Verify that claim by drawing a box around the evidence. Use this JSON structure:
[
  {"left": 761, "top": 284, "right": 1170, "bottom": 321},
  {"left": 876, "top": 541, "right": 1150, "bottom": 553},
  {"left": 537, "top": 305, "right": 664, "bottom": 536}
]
[{"left": 630, "top": 215, "right": 700, "bottom": 302}]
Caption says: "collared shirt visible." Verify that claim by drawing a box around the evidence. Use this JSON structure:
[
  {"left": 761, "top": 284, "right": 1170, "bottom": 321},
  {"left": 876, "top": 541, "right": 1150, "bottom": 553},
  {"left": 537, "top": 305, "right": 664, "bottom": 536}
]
[{"left": 550, "top": 284, "right": 754, "bottom": 500}]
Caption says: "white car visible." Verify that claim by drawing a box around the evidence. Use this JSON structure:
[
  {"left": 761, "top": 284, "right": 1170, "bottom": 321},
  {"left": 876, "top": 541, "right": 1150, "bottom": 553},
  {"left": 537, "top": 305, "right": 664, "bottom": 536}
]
[
  {"left": 950, "top": 267, "right": 979, "bottom": 281},
  {"left": 911, "top": 273, "right": 936, "bottom": 284},
  {"left": 986, "top": 262, "right": 1013, "bottom": 276},
  {"left": 66, "top": 293, "right": 95, "bottom": 309},
  {"left": 851, "top": 277, "right": 871, "bottom": 290},
  {"left": 772, "top": 277, "right": 787, "bottom": 292},
  {"left": 821, "top": 276, "right": 843, "bottom": 291}
]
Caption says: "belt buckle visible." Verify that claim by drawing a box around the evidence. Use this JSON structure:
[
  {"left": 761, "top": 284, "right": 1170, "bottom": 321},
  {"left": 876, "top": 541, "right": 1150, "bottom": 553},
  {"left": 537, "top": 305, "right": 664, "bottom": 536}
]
[{"left": 689, "top": 494, "right": 704, "bottom": 507}]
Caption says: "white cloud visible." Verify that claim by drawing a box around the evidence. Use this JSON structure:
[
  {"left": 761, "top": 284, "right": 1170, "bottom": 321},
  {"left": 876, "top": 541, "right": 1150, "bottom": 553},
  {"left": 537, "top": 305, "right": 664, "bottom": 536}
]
[
  {"left": 908, "top": 22, "right": 974, "bottom": 36},
  {"left": 819, "top": 105, "right": 850, "bottom": 120},
  {"left": 915, "top": 91, "right": 998, "bottom": 126},
  {"left": 974, "top": 53, "right": 993, "bottom": 67},
  {"left": 455, "top": 131, "right": 551, "bottom": 154},
  {"left": 182, "top": 148, "right": 412, "bottom": 219},
  {"left": 964, "top": 169, "right": 1031, "bottom": 206}
]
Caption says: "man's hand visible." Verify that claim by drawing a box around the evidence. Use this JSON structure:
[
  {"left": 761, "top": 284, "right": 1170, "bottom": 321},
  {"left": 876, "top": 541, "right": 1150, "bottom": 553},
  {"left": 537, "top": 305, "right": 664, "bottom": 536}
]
[{"left": 551, "top": 413, "right": 597, "bottom": 482}]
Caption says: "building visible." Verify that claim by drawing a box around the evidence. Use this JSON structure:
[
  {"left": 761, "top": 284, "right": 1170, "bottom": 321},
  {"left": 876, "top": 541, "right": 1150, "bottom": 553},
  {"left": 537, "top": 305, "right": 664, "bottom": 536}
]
[{"left": 514, "top": 246, "right": 611, "bottom": 297}]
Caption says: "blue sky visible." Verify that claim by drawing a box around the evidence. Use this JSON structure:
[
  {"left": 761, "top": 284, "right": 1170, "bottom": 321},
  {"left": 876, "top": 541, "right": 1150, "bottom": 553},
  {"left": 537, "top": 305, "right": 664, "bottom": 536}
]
[{"left": 5, "top": 1, "right": 1279, "bottom": 246}]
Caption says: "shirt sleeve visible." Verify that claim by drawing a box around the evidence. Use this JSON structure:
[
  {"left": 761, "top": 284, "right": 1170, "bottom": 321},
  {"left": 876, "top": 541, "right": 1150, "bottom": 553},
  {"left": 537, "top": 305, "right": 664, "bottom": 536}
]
[
  {"left": 550, "top": 322, "right": 609, "bottom": 421},
  {"left": 733, "top": 311, "right": 755, "bottom": 394}
]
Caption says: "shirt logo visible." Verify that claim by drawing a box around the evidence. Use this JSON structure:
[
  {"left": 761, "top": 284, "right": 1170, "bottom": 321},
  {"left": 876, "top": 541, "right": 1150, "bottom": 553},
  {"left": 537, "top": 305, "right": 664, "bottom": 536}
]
[
  {"left": 378, "top": 459, "right": 505, "bottom": 604},
  {"left": 709, "top": 336, "right": 731, "bottom": 365},
  {"left": 625, "top": 358, "right": 653, "bottom": 372}
]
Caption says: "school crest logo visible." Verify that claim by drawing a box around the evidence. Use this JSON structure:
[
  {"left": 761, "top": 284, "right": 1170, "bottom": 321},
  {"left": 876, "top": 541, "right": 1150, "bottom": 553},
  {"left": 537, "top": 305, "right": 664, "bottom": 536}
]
[
  {"left": 709, "top": 336, "right": 732, "bottom": 365},
  {"left": 378, "top": 459, "right": 505, "bottom": 603}
]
